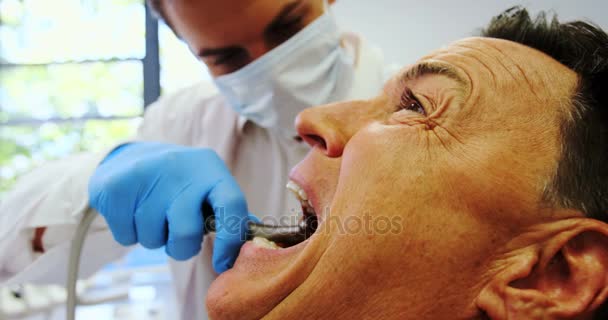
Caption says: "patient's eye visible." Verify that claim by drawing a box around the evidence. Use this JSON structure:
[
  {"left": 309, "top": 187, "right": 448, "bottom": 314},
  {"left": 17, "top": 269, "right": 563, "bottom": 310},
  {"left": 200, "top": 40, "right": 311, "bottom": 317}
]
[{"left": 398, "top": 88, "right": 426, "bottom": 116}]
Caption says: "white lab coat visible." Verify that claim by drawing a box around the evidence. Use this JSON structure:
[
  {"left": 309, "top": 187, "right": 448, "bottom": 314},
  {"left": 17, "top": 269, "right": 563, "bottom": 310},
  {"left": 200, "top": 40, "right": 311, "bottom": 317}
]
[{"left": 0, "top": 32, "right": 391, "bottom": 319}]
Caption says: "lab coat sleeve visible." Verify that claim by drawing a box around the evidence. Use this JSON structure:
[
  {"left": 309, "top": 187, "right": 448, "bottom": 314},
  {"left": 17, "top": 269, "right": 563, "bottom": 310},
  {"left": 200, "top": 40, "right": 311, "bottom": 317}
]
[
  {"left": 0, "top": 82, "right": 219, "bottom": 286},
  {"left": 0, "top": 151, "right": 131, "bottom": 286}
]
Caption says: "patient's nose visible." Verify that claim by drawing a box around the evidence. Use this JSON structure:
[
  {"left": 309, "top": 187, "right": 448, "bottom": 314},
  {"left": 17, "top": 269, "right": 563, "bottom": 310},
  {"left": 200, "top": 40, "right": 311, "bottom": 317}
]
[{"left": 295, "top": 100, "right": 373, "bottom": 157}]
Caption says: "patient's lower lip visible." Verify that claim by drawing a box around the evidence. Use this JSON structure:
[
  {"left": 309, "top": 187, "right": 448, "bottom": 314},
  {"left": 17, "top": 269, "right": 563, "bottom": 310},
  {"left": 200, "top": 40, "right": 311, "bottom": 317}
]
[{"left": 238, "top": 242, "right": 289, "bottom": 263}]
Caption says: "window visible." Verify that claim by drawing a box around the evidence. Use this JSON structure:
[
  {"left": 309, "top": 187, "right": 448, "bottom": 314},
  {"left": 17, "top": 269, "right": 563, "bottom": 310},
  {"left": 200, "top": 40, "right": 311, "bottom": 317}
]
[
  {"left": 0, "top": 2, "right": 206, "bottom": 315},
  {"left": 159, "top": 22, "right": 211, "bottom": 95},
  {"left": 0, "top": 0, "right": 198, "bottom": 195}
]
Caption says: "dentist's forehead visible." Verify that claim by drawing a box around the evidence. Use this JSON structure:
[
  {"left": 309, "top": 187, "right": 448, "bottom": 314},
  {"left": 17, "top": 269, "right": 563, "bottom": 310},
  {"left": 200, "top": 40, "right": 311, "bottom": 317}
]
[{"left": 165, "top": 0, "right": 295, "bottom": 41}]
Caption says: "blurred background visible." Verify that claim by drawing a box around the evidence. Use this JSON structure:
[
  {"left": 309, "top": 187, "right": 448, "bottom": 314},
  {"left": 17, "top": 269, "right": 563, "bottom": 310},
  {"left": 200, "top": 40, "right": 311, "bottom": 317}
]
[
  {"left": 0, "top": 0, "right": 209, "bottom": 194},
  {"left": 0, "top": 0, "right": 606, "bottom": 319}
]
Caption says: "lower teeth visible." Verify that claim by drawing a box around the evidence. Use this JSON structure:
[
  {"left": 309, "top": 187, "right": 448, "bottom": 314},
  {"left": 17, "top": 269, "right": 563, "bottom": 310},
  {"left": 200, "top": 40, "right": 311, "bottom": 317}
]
[{"left": 252, "top": 236, "right": 280, "bottom": 250}]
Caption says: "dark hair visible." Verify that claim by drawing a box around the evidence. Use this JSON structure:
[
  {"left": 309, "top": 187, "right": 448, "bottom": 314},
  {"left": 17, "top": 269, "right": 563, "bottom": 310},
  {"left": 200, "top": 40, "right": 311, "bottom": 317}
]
[
  {"left": 481, "top": 7, "right": 608, "bottom": 319},
  {"left": 147, "top": 0, "right": 177, "bottom": 33}
]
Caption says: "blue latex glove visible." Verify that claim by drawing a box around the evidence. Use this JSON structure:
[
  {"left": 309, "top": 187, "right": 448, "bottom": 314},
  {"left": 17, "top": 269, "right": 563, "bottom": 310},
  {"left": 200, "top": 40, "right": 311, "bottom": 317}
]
[{"left": 88, "top": 142, "right": 251, "bottom": 273}]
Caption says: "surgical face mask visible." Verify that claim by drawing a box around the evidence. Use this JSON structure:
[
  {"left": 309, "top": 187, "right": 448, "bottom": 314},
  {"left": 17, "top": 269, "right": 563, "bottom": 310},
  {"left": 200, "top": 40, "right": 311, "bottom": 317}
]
[{"left": 213, "top": 8, "right": 355, "bottom": 137}]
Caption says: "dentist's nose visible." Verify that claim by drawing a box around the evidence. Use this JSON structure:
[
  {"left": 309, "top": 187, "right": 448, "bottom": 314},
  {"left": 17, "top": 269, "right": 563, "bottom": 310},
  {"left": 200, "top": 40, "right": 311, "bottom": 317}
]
[
  {"left": 295, "top": 100, "right": 379, "bottom": 157},
  {"left": 246, "top": 39, "right": 271, "bottom": 61}
]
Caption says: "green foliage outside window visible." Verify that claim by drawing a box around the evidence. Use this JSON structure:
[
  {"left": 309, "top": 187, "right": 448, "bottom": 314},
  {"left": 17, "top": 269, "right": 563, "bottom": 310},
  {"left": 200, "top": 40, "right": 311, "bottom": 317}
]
[
  {"left": 0, "top": 0, "right": 145, "bottom": 196},
  {"left": 0, "top": 0, "right": 209, "bottom": 196}
]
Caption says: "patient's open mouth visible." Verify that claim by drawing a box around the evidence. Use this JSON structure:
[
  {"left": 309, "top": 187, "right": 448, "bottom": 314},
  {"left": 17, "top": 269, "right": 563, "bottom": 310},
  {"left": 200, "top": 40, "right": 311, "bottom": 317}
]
[
  {"left": 286, "top": 180, "right": 319, "bottom": 235},
  {"left": 249, "top": 180, "right": 319, "bottom": 250}
]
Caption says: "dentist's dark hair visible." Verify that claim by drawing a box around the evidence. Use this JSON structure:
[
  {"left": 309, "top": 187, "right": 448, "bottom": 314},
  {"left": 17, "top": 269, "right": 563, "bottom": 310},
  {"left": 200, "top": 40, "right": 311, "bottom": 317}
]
[
  {"left": 147, "top": 0, "right": 177, "bottom": 35},
  {"left": 481, "top": 7, "right": 608, "bottom": 320}
]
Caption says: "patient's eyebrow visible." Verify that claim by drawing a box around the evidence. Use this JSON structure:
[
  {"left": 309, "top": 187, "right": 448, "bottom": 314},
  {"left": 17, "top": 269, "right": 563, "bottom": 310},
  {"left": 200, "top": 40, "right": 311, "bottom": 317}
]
[{"left": 401, "top": 61, "right": 470, "bottom": 95}]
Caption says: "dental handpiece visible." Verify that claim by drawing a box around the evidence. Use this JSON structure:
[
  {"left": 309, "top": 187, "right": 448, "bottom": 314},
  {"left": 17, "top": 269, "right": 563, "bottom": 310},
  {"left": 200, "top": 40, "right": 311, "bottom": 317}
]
[
  {"left": 202, "top": 204, "right": 313, "bottom": 247},
  {"left": 203, "top": 215, "right": 309, "bottom": 247}
]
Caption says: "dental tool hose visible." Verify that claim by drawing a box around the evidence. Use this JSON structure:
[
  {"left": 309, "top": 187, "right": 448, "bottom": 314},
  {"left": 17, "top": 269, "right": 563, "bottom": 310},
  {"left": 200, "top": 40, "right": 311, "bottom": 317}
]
[
  {"left": 66, "top": 207, "right": 310, "bottom": 320},
  {"left": 66, "top": 206, "right": 97, "bottom": 320}
]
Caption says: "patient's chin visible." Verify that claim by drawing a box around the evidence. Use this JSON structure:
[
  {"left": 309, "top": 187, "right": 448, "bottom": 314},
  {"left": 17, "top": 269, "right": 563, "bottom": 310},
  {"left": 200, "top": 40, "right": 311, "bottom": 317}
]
[
  {"left": 206, "top": 248, "right": 302, "bottom": 320},
  {"left": 206, "top": 269, "right": 275, "bottom": 320},
  {"left": 206, "top": 219, "right": 326, "bottom": 319}
]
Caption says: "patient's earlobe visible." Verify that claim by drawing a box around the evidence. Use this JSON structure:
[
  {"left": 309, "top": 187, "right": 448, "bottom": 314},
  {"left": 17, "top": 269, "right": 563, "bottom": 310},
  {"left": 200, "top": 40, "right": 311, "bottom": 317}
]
[{"left": 476, "top": 219, "right": 608, "bottom": 319}]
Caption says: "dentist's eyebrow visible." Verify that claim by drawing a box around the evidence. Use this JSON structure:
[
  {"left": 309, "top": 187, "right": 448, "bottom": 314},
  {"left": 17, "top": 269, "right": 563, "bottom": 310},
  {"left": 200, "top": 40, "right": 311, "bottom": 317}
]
[
  {"left": 197, "top": 0, "right": 304, "bottom": 59},
  {"left": 264, "top": 0, "right": 305, "bottom": 34},
  {"left": 401, "top": 61, "right": 470, "bottom": 96}
]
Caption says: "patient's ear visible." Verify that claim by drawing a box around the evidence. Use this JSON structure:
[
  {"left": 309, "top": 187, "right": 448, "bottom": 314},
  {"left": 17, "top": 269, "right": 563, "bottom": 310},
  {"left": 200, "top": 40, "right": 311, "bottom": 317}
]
[{"left": 476, "top": 218, "right": 608, "bottom": 319}]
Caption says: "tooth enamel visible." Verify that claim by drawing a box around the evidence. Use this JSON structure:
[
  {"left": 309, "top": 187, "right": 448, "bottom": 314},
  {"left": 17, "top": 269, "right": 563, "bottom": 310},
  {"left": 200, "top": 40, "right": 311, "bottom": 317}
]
[
  {"left": 286, "top": 180, "right": 308, "bottom": 201},
  {"left": 287, "top": 180, "right": 316, "bottom": 215},
  {"left": 252, "top": 237, "right": 280, "bottom": 250},
  {"left": 298, "top": 188, "right": 308, "bottom": 201},
  {"left": 286, "top": 180, "right": 299, "bottom": 196}
]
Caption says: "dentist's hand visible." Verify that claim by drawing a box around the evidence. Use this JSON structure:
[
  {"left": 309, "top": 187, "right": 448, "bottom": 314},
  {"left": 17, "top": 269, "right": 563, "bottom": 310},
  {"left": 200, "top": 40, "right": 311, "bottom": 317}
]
[{"left": 88, "top": 142, "right": 250, "bottom": 273}]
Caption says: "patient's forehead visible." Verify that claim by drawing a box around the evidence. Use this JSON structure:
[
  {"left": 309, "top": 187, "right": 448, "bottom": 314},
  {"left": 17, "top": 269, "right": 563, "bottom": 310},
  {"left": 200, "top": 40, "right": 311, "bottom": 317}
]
[{"left": 417, "top": 37, "right": 578, "bottom": 107}]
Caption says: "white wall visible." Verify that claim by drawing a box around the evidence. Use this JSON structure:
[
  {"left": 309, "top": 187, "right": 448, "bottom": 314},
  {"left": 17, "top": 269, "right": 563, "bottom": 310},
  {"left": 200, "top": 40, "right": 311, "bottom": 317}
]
[{"left": 332, "top": 0, "right": 608, "bottom": 66}]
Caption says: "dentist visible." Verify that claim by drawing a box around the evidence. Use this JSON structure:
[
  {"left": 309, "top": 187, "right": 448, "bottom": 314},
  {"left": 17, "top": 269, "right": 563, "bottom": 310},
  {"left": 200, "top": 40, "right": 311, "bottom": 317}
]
[{"left": 0, "top": 0, "right": 391, "bottom": 318}]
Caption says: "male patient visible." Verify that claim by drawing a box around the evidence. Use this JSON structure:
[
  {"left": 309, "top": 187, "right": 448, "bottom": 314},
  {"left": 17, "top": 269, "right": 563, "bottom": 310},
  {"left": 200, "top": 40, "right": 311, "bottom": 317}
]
[{"left": 204, "top": 8, "right": 608, "bottom": 320}]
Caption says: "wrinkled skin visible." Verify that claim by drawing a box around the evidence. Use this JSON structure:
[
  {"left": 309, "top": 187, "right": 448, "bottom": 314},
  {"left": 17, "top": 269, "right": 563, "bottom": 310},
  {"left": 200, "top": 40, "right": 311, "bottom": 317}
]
[{"left": 206, "top": 37, "right": 608, "bottom": 320}]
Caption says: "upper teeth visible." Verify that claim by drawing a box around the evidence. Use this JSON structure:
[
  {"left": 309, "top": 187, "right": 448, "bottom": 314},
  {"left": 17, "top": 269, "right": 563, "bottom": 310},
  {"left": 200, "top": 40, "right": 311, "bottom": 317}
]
[
  {"left": 287, "top": 180, "right": 307, "bottom": 200},
  {"left": 286, "top": 180, "right": 314, "bottom": 209}
]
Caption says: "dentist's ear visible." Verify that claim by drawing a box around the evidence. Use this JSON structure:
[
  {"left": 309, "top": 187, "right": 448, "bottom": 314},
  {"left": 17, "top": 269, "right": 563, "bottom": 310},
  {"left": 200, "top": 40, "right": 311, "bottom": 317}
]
[{"left": 476, "top": 218, "right": 608, "bottom": 319}]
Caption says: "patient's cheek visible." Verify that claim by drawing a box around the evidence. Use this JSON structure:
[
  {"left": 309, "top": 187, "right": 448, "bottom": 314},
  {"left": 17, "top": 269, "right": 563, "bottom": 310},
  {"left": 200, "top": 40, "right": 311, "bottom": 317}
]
[{"left": 341, "top": 123, "right": 386, "bottom": 160}]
